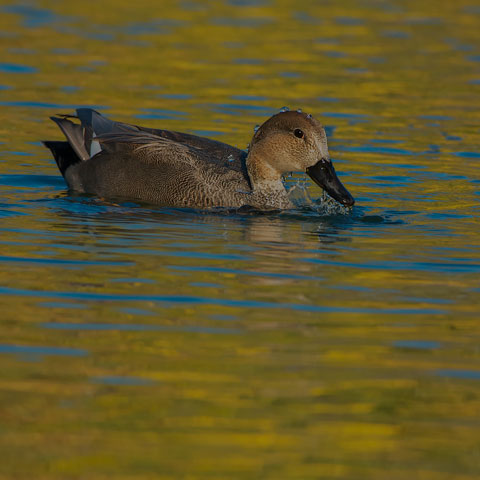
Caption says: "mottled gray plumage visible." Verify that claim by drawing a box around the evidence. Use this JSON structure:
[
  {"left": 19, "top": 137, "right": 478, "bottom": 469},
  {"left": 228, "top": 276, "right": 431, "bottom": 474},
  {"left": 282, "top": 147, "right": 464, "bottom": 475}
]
[{"left": 43, "top": 108, "right": 355, "bottom": 209}]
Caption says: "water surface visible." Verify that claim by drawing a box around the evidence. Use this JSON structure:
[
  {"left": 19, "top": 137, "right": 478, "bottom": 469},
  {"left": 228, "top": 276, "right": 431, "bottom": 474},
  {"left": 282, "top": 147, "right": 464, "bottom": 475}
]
[{"left": 1, "top": 0, "right": 480, "bottom": 478}]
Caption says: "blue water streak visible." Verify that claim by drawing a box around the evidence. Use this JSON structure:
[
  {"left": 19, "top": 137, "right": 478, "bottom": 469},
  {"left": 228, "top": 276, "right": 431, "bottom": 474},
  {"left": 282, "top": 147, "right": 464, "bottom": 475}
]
[
  {"left": 394, "top": 340, "right": 441, "bottom": 350},
  {"left": 436, "top": 369, "right": 480, "bottom": 380},
  {"left": 0, "top": 101, "right": 107, "bottom": 109},
  {"left": 0, "top": 63, "right": 37, "bottom": 73},
  {"left": 42, "top": 322, "right": 241, "bottom": 335},
  {"left": 0, "top": 343, "right": 87, "bottom": 357},
  {"left": 91, "top": 376, "right": 155, "bottom": 386},
  {"left": 0, "top": 286, "right": 446, "bottom": 315}
]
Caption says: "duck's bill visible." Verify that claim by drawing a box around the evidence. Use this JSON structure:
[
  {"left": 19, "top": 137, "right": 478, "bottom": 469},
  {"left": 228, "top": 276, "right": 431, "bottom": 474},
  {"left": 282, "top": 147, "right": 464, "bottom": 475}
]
[{"left": 306, "top": 159, "right": 355, "bottom": 207}]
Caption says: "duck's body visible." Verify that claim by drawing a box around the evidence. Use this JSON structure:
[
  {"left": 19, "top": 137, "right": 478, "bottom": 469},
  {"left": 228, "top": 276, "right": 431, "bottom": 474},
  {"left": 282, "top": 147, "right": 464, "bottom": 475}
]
[{"left": 44, "top": 108, "right": 354, "bottom": 210}]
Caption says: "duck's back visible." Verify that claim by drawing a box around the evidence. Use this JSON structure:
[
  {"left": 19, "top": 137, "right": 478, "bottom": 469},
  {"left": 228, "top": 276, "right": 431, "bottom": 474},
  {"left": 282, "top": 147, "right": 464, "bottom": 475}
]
[{"left": 45, "top": 109, "right": 253, "bottom": 208}]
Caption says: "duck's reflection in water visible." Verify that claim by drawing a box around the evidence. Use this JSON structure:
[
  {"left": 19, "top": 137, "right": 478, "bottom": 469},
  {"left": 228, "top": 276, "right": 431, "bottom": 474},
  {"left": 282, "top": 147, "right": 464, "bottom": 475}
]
[{"left": 53, "top": 198, "right": 354, "bottom": 248}]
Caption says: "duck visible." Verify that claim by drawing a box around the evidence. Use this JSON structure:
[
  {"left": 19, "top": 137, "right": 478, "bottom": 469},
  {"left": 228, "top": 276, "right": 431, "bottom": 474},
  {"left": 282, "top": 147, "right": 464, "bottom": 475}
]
[{"left": 43, "top": 108, "right": 354, "bottom": 210}]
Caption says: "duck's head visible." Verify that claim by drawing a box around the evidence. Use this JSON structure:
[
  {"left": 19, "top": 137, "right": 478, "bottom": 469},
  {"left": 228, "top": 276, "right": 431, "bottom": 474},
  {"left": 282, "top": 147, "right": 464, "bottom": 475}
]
[{"left": 247, "top": 110, "right": 354, "bottom": 207}]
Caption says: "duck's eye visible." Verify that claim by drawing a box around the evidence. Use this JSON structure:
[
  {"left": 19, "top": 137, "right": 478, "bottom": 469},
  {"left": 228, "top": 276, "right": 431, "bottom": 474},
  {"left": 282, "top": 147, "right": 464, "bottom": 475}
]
[{"left": 294, "top": 128, "right": 304, "bottom": 139}]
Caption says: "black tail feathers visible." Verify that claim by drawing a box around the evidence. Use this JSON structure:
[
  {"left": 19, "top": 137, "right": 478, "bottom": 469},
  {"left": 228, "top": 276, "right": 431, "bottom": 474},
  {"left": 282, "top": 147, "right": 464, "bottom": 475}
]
[
  {"left": 42, "top": 140, "right": 80, "bottom": 177},
  {"left": 44, "top": 109, "right": 113, "bottom": 176}
]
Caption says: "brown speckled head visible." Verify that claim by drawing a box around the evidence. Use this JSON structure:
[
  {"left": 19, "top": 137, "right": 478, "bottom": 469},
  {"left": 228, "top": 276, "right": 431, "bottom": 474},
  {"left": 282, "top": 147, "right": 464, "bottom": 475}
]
[
  {"left": 248, "top": 110, "right": 329, "bottom": 174},
  {"left": 246, "top": 110, "right": 354, "bottom": 206}
]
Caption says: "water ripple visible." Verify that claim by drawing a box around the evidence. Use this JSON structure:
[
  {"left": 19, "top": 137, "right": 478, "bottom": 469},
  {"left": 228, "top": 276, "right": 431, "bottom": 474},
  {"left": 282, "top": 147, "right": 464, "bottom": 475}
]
[
  {"left": 42, "top": 322, "right": 241, "bottom": 335},
  {"left": 0, "top": 286, "right": 445, "bottom": 315},
  {"left": 0, "top": 343, "right": 87, "bottom": 358},
  {"left": 0, "top": 63, "right": 37, "bottom": 73}
]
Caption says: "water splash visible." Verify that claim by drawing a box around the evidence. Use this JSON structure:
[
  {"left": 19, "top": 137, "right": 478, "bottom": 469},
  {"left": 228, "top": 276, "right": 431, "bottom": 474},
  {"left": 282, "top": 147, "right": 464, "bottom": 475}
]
[
  {"left": 283, "top": 174, "right": 313, "bottom": 207},
  {"left": 253, "top": 124, "right": 260, "bottom": 133},
  {"left": 279, "top": 106, "right": 290, "bottom": 112},
  {"left": 314, "top": 190, "right": 353, "bottom": 215},
  {"left": 283, "top": 173, "right": 353, "bottom": 215},
  {"left": 296, "top": 108, "right": 302, "bottom": 113}
]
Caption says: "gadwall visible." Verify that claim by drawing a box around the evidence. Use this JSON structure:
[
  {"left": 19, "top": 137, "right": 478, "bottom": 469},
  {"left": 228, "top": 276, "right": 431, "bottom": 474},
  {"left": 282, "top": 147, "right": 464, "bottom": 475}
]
[{"left": 43, "top": 108, "right": 354, "bottom": 210}]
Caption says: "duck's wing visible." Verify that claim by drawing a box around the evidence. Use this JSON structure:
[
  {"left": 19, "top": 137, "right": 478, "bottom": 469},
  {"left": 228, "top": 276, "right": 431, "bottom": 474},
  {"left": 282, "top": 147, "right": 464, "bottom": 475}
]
[
  {"left": 135, "top": 126, "right": 247, "bottom": 172},
  {"left": 49, "top": 108, "right": 248, "bottom": 174},
  {"left": 79, "top": 108, "right": 247, "bottom": 170},
  {"left": 66, "top": 122, "right": 251, "bottom": 206},
  {"left": 96, "top": 127, "right": 250, "bottom": 182}
]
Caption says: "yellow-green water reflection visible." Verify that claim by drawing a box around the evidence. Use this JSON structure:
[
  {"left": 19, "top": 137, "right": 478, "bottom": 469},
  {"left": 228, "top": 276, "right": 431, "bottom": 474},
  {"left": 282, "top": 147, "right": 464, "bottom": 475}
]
[{"left": 1, "top": 0, "right": 480, "bottom": 478}]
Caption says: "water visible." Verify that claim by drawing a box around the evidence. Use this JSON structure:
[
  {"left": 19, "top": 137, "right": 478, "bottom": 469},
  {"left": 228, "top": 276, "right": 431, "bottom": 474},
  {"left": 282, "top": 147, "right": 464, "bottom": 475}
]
[{"left": 1, "top": 0, "right": 480, "bottom": 478}]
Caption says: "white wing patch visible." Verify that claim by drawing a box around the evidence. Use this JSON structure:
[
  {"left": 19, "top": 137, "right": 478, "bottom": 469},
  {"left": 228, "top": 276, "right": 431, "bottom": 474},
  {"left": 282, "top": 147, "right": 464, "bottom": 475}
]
[{"left": 90, "top": 132, "right": 102, "bottom": 157}]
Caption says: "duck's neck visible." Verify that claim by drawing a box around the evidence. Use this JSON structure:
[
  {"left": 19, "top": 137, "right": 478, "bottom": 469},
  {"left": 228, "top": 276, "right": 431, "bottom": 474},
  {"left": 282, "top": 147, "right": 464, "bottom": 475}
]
[
  {"left": 245, "top": 149, "right": 291, "bottom": 209},
  {"left": 246, "top": 148, "right": 284, "bottom": 192}
]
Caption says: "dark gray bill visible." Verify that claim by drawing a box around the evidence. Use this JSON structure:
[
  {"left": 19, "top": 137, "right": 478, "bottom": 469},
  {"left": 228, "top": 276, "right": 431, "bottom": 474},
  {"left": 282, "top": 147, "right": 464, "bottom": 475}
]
[{"left": 306, "top": 159, "right": 355, "bottom": 207}]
